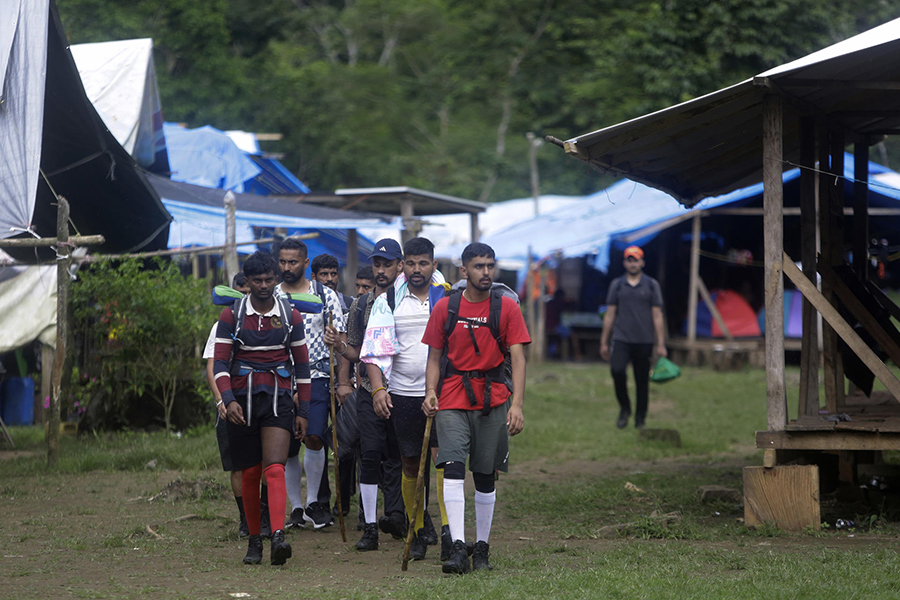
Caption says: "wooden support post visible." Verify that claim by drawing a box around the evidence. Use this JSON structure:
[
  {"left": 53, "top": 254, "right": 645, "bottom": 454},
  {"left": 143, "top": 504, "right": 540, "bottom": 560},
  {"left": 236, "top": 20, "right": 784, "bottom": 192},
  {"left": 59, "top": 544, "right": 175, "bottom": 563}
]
[
  {"left": 400, "top": 198, "right": 415, "bottom": 246},
  {"left": 744, "top": 465, "right": 820, "bottom": 531},
  {"left": 831, "top": 132, "right": 847, "bottom": 409},
  {"left": 535, "top": 265, "right": 547, "bottom": 365},
  {"left": 854, "top": 141, "right": 869, "bottom": 281},
  {"left": 223, "top": 191, "right": 239, "bottom": 287},
  {"left": 49, "top": 197, "right": 70, "bottom": 467},
  {"left": 346, "top": 229, "right": 359, "bottom": 297},
  {"left": 686, "top": 213, "right": 701, "bottom": 365},
  {"left": 763, "top": 94, "right": 787, "bottom": 432},
  {"left": 469, "top": 213, "right": 479, "bottom": 243},
  {"left": 799, "top": 116, "right": 819, "bottom": 416},
  {"left": 526, "top": 248, "right": 536, "bottom": 361},
  {"left": 818, "top": 123, "right": 839, "bottom": 414}
]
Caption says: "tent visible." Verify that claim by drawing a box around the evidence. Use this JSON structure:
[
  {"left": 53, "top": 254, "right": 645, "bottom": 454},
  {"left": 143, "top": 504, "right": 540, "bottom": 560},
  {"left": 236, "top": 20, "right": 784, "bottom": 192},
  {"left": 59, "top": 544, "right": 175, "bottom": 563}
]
[
  {"left": 0, "top": 0, "right": 171, "bottom": 261},
  {"left": 682, "top": 289, "right": 761, "bottom": 338},
  {"left": 70, "top": 38, "right": 169, "bottom": 173},
  {"left": 757, "top": 289, "right": 805, "bottom": 339}
]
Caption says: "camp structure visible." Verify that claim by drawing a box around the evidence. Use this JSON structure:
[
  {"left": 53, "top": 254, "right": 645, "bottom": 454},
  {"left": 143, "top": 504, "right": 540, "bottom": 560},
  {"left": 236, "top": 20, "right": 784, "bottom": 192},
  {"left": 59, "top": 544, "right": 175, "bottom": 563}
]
[
  {"left": 559, "top": 16, "right": 900, "bottom": 530},
  {"left": 0, "top": 0, "right": 171, "bottom": 261}
]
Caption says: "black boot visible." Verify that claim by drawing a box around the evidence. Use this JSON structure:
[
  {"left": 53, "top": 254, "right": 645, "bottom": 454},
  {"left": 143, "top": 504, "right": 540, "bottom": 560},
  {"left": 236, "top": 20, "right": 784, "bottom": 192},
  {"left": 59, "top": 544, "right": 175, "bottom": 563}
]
[
  {"left": 379, "top": 513, "right": 408, "bottom": 540},
  {"left": 440, "top": 524, "right": 453, "bottom": 561},
  {"left": 259, "top": 486, "right": 272, "bottom": 539},
  {"left": 442, "top": 539, "right": 471, "bottom": 574},
  {"left": 356, "top": 522, "right": 379, "bottom": 551},
  {"left": 242, "top": 535, "right": 263, "bottom": 565},
  {"left": 236, "top": 497, "right": 249, "bottom": 538},
  {"left": 472, "top": 541, "right": 492, "bottom": 570},
  {"left": 270, "top": 529, "right": 292, "bottom": 565},
  {"left": 421, "top": 511, "right": 438, "bottom": 545},
  {"left": 410, "top": 528, "right": 428, "bottom": 561}
]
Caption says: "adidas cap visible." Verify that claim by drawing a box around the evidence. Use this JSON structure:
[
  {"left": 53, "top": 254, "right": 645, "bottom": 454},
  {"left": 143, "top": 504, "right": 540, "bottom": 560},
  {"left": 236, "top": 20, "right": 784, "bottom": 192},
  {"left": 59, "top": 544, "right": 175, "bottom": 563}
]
[{"left": 368, "top": 238, "right": 403, "bottom": 260}]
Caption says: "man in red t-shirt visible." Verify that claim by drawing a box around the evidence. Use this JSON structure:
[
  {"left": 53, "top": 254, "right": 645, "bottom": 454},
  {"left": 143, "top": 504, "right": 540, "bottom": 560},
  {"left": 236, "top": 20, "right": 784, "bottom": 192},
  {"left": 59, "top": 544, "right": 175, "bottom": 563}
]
[{"left": 421, "top": 243, "right": 530, "bottom": 574}]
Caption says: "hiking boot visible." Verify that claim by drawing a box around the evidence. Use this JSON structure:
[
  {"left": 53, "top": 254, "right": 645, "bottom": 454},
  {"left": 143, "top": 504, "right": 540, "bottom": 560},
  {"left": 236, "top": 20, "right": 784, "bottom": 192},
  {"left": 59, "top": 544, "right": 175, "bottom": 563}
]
[
  {"left": 379, "top": 513, "right": 408, "bottom": 540},
  {"left": 440, "top": 525, "right": 453, "bottom": 561},
  {"left": 356, "top": 523, "right": 379, "bottom": 551},
  {"left": 410, "top": 528, "right": 428, "bottom": 561},
  {"left": 270, "top": 530, "right": 292, "bottom": 565},
  {"left": 242, "top": 535, "right": 263, "bottom": 565},
  {"left": 441, "top": 539, "right": 471, "bottom": 575},
  {"left": 472, "top": 541, "right": 492, "bottom": 571},
  {"left": 635, "top": 419, "right": 646, "bottom": 430},
  {"left": 616, "top": 411, "right": 630, "bottom": 429},
  {"left": 238, "top": 512, "right": 249, "bottom": 538},
  {"left": 304, "top": 502, "right": 333, "bottom": 529},
  {"left": 260, "top": 488, "right": 271, "bottom": 538},
  {"left": 421, "top": 511, "right": 438, "bottom": 545},
  {"left": 287, "top": 507, "right": 306, "bottom": 530}
]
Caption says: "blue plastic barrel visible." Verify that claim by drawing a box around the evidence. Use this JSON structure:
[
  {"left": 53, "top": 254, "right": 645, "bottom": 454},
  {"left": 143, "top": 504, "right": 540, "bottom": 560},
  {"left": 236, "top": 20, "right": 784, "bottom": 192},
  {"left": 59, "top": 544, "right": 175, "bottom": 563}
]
[{"left": 2, "top": 377, "right": 35, "bottom": 426}]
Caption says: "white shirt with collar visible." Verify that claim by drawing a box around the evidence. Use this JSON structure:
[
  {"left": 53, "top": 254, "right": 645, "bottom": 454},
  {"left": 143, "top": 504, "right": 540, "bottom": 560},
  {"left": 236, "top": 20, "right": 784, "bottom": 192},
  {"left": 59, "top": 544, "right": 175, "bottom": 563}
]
[{"left": 389, "top": 289, "right": 431, "bottom": 395}]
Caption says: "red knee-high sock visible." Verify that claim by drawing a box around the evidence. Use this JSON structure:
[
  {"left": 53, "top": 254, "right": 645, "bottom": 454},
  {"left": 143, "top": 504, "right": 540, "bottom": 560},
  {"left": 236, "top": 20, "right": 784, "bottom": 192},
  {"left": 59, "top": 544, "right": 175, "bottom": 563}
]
[
  {"left": 241, "top": 464, "right": 263, "bottom": 535},
  {"left": 264, "top": 463, "right": 287, "bottom": 533}
]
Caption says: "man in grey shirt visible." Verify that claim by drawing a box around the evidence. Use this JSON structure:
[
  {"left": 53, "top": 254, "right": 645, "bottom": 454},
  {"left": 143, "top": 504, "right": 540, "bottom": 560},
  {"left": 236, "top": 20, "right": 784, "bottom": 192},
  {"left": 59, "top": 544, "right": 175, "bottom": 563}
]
[{"left": 600, "top": 246, "right": 667, "bottom": 429}]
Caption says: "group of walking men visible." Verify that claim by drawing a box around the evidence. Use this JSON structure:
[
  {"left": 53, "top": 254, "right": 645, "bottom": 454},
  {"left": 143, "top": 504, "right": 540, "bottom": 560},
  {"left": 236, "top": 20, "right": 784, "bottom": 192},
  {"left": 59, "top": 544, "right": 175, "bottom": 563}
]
[{"left": 206, "top": 235, "right": 530, "bottom": 574}]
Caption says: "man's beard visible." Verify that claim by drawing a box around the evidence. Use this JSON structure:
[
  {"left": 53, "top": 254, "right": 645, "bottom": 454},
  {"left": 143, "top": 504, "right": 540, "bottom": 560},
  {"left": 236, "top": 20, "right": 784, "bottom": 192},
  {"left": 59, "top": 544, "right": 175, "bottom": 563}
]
[{"left": 282, "top": 270, "right": 299, "bottom": 283}]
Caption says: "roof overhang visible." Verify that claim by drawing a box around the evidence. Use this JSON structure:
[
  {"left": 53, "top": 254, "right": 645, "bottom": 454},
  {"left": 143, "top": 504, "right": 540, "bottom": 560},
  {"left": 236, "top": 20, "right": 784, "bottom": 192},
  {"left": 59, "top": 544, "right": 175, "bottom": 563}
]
[{"left": 331, "top": 186, "right": 487, "bottom": 216}]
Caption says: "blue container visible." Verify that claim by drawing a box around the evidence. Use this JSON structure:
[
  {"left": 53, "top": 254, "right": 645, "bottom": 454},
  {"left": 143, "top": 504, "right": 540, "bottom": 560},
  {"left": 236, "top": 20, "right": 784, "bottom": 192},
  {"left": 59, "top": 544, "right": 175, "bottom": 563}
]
[{"left": 2, "top": 377, "right": 35, "bottom": 426}]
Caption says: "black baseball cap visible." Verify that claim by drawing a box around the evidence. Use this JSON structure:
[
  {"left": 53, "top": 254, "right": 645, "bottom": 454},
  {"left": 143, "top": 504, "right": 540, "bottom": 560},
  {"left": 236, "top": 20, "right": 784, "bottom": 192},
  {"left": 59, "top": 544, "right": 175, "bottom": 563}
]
[{"left": 369, "top": 238, "right": 403, "bottom": 260}]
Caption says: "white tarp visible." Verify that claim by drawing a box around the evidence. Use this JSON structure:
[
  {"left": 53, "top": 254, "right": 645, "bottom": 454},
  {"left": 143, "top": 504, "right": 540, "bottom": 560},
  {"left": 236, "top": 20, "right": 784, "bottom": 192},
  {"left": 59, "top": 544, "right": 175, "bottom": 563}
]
[
  {"left": 70, "top": 38, "right": 168, "bottom": 170},
  {"left": 0, "top": 266, "right": 57, "bottom": 352},
  {"left": 0, "top": 0, "right": 49, "bottom": 239}
]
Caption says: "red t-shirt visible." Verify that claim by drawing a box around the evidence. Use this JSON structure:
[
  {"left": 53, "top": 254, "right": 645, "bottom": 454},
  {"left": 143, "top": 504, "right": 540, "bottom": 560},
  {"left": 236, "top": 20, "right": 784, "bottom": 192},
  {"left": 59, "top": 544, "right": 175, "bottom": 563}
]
[{"left": 422, "top": 294, "right": 531, "bottom": 411}]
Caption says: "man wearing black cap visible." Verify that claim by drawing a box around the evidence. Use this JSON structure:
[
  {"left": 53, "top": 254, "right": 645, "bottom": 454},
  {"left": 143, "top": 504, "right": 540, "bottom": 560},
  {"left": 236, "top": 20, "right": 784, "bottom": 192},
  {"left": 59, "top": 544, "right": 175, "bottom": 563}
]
[
  {"left": 332, "top": 238, "right": 407, "bottom": 551},
  {"left": 600, "top": 245, "right": 667, "bottom": 430}
]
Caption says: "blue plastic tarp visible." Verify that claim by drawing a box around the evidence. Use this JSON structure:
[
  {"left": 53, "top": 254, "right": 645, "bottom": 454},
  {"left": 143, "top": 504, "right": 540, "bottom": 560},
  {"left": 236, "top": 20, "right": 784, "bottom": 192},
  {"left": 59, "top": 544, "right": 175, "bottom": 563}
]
[{"left": 164, "top": 122, "right": 261, "bottom": 192}]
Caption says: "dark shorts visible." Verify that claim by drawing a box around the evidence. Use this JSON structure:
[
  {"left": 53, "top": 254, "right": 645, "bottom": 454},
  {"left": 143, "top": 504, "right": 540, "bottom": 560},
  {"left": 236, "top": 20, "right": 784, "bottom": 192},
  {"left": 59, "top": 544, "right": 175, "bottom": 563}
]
[
  {"left": 358, "top": 387, "right": 400, "bottom": 457},
  {"left": 227, "top": 392, "right": 296, "bottom": 471},
  {"left": 216, "top": 417, "right": 233, "bottom": 472},
  {"left": 390, "top": 393, "right": 438, "bottom": 458},
  {"left": 289, "top": 378, "right": 330, "bottom": 457},
  {"left": 435, "top": 402, "right": 509, "bottom": 474}
]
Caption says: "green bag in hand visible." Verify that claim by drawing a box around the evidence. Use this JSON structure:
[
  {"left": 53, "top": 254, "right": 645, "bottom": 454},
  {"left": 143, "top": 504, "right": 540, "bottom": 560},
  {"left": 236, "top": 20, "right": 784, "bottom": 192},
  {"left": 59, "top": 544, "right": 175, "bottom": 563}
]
[{"left": 650, "top": 356, "right": 681, "bottom": 383}]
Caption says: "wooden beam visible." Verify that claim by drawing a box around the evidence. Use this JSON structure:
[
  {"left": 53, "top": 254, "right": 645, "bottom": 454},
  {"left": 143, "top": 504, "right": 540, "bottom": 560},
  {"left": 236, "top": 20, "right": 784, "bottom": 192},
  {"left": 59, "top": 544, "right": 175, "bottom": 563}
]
[
  {"left": 763, "top": 95, "right": 787, "bottom": 432},
  {"left": 696, "top": 277, "right": 732, "bottom": 340},
  {"left": 854, "top": 142, "right": 869, "bottom": 280},
  {"left": 686, "top": 213, "right": 701, "bottom": 364},
  {"left": 223, "top": 191, "right": 239, "bottom": 286},
  {"left": 757, "top": 430, "right": 900, "bottom": 451},
  {"left": 563, "top": 141, "right": 590, "bottom": 161},
  {"left": 0, "top": 234, "right": 105, "bottom": 248},
  {"left": 778, "top": 79, "right": 900, "bottom": 91},
  {"left": 830, "top": 133, "right": 847, "bottom": 409},
  {"left": 783, "top": 253, "right": 900, "bottom": 400},
  {"left": 819, "top": 123, "right": 838, "bottom": 413},
  {"left": 799, "top": 116, "right": 819, "bottom": 417}
]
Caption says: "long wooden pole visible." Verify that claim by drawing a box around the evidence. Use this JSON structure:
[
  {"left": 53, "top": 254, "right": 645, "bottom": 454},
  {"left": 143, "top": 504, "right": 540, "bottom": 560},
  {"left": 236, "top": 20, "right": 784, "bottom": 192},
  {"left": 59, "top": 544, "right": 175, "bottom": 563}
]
[
  {"left": 853, "top": 141, "right": 869, "bottom": 281},
  {"left": 328, "top": 313, "right": 347, "bottom": 542},
  {"left": 686, "top": 213, "right": 701, "bottom": 364},
  {"left": 799, "top": 116, "right": 819, "bottom": 417},
  {"left": 402, "top": 396, "right": 435, "bottom": 571},
  {"left": 0, "top": 234, "right": 104, "bottom": 248},
  {"left": 224, "top": 191, "right": 239, "bottom": 286},
  {"left": 49, "top": 197, "right": 70, "bottom": 466},
  {"left": 84, "top": 233, "right": 319, "bottom": 262}
]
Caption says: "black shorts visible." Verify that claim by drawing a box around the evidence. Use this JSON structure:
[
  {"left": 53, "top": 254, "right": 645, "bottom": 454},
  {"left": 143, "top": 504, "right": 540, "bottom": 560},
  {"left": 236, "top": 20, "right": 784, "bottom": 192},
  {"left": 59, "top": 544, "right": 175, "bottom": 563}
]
[
  {"left": 358, "top": 387, "right": 400, "bottom": 458},
  {"left": 390, "top": 393, "right": 438, "bottom": 458},
  {"left": 227, "top": 392, "right": 295, "bottom": 471},
  {"left": 216, "top": 417, "right": 233, "bottom": 472}
]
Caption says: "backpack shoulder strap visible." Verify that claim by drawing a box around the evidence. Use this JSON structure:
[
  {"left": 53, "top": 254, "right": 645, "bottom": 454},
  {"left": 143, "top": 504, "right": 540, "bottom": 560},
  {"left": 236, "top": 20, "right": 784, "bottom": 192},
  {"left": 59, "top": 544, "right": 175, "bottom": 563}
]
[
  {"left": 444, "top": 289, "right": 462, "bottom": 347},
  {"left": 488, "top": 289, "right": 505, "bottom": 352},
  {"left": 276, "top": 296, "right": 294, "bottom": 346},
  {"left": 232, "top": 295, "right": 248, "bottom": 342},
  {"left": 387, "top": 286, "right": 396, "bottom": 312},
  {"left": 355, "top": 292, "right": 370, "bottom": 334}
]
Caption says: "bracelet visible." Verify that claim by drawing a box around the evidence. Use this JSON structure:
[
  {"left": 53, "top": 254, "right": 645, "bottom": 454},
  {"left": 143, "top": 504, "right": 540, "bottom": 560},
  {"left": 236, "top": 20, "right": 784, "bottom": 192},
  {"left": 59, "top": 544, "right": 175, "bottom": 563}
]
[
  {"left": 216, "top": 400, "right": 223, "bottom": 407},
  {"left": 337, "top": 340, "right": 348, "bottom": 355},
  {"left": 372, "top": 386, "right": 386, "bottom": 395}
]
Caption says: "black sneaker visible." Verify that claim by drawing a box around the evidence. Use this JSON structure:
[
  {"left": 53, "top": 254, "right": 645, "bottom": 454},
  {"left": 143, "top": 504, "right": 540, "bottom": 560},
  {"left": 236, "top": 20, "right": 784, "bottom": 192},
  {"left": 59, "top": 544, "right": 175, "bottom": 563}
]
[
  {"left": 304, "top": 502, "right": 333, "bottom": 529},
  {"left": 472, "top": 540, "right": 492, "bottom": 570},
  {"left": 440, "top": 525, "right": 453, "bottom": 561},
  {"left": 270, "top": 530, "right": 292, "bottom": 565},
  {"left": 441, "top": 539, "right": 471, "bottom": 575},
  {"left": 238, "top": 512, "right": 249, "bottom": 538},
  {"left": 410, "top": 528, "right": 428, "bottom": 561},
  {"left": 379, "top": 513, "right": 408, "bottom": 540},
  {"left": 287, "top": 507, "right": 306, "bottom": 530},
  {"left": 356, "top": 522, "right": 379, "bottom": 551},
  {"left": 421, "top": 511, "right": 438, "bottom": 545},
  {"left": 242, "top": 535, "right": 263, "bottom": 565},
  {"left": 616, "top": 411, "right": 630, "bottom": 429}
]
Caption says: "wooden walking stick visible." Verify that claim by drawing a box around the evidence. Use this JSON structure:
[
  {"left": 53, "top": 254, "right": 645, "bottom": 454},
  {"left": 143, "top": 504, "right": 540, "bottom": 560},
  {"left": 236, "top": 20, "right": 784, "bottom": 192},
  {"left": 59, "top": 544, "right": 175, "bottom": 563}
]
[
  {"left": 328, "top": 313, "right": 347, "bottom": 542},
  {"left": 402, "top": 394, "right": 436, "bottom": 571}
]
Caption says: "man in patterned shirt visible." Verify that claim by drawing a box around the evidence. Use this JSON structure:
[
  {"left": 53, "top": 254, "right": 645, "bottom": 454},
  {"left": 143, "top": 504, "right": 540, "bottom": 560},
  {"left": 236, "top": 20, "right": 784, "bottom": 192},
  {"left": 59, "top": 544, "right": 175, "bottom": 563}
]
[
  {"left": 276, "top": 237, "right": 347, "bottom": 530},
  {"left": 214, "top": 251, "right": 311, "bottom": 565}
]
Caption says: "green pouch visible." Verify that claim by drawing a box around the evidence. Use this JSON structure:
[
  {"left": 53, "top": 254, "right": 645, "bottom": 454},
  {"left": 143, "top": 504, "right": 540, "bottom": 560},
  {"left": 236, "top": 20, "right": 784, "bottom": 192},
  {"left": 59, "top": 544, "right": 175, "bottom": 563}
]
[{"left": 650, "top": 356, "right": 681, "bottom": 383}]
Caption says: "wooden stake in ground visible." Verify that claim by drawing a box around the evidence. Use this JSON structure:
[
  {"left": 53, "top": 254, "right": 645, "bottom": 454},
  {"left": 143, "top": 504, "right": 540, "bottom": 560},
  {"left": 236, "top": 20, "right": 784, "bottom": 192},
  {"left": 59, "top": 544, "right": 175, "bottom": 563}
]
[
  {"left": 328, "top": 313, "right": 347, "bottom": 542},
  {"left": 402, "top": 395, "right": 435, "bottom": 571}
]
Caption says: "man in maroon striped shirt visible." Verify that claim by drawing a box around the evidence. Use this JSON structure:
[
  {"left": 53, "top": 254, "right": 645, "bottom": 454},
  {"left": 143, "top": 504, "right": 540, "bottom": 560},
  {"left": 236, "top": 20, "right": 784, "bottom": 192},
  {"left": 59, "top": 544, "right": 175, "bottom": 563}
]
[{"left": 214, "top": 251, "right": 311, "bottom": 566}]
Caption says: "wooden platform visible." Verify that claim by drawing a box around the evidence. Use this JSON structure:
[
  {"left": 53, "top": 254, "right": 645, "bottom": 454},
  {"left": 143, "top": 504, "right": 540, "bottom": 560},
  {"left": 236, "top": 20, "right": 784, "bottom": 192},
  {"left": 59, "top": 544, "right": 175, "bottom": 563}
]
[{"left": 667, "top": 336, "right": 802, "bottom": 352}]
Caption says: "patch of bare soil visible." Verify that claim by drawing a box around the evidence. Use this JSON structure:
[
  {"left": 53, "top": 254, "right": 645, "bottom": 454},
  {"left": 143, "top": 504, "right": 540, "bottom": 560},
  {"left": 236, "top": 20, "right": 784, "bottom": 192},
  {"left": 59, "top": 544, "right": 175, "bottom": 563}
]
[{"left": 0, "top": 458, "right": 893, "bottom": 600}]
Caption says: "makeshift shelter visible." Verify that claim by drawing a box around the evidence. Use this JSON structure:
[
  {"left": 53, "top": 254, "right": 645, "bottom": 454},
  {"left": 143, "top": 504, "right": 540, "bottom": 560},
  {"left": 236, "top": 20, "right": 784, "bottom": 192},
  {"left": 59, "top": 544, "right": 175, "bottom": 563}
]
[
  {"left": 224, "top": 130, "right": 311, "bottom": 196},
  {"left": 0, "top": 0, "right": 171, "bottom": 261},
  {"left": 683, "top": 289, "right": 761, "bottom": 339},
  {"left": 560, "top": 15, "right": 900, "bottom": 530}
]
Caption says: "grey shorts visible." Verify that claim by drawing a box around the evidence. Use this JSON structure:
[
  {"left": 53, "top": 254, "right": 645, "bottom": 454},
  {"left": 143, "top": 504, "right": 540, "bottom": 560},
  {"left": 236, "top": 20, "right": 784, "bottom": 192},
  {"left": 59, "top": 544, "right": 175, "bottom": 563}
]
[{"left": 435, "top": 403, "right": 509, "bottom": 474}]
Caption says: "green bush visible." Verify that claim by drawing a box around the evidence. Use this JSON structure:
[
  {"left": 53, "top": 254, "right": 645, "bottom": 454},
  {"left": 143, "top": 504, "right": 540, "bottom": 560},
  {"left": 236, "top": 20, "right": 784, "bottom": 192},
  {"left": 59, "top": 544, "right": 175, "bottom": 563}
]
[{"left": 71, "top": 258, "right": 219, "bottom": 432}]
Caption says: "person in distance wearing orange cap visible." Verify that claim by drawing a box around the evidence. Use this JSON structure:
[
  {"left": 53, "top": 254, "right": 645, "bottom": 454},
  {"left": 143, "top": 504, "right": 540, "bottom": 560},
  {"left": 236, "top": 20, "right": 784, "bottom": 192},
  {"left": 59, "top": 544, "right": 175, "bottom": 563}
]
[{"left": 600, "top": 246, "right": 667, "bottom": 429}]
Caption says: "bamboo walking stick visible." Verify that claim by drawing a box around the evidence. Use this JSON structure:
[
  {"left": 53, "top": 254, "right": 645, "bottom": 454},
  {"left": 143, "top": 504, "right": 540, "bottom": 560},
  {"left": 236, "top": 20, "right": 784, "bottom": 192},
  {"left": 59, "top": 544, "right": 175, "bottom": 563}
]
[
  {"left": 328, "top": 313, "right": 347, "bottom": 542},
  {"left": 402, "top": 395, "right": 436, "bottom": 571}
]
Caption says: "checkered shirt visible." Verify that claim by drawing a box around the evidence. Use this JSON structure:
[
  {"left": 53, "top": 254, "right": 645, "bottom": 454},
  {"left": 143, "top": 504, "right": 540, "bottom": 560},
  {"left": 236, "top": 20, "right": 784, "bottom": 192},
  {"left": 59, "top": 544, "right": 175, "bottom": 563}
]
[{"left": 276, "top": 282, "right": 346, "bottom": 379}]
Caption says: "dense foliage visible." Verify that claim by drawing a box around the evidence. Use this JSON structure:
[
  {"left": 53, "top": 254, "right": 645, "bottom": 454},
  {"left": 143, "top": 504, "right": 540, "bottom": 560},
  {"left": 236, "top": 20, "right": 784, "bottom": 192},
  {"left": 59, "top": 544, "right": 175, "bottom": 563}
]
[
  {"left": 70, "top": 259, "right": 219, "bottom": 432},
  {"left": 58, "top": 1, "right": 900, "bottom": 201}
]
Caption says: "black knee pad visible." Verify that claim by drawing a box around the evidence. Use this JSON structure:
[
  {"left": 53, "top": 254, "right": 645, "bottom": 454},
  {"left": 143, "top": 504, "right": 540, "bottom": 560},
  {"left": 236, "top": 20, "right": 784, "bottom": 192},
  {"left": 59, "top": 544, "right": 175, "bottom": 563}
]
[
  {"left": 360, "top": 451, "right": 381, "bottom": 485},
  {"left": 473, "top": 471, "right": 495, "bottom": 493},
  {"left": 440, "top": 461, "right": 465, "bottom": 480}
]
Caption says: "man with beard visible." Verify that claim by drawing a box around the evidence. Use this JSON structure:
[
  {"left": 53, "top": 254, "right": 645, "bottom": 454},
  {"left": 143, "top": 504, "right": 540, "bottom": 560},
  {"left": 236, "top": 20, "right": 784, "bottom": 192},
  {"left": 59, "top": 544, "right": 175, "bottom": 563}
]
[
  {"left": 422, "top": 243, "right": 530, "bottom": 573},
  {"left": 276, "top": 237, "right": 347, "bottom": 530},
  {"left": 363, "top": 237, "right": 448, "bottom": 561},
  {"left": 334, "top": 238, "right": 407, "bottom": 551},
  {"left": 311, "top": 253, "right": 353, "bottom": 314},
  {"left": 600, "top": 245, "right": 666, "bottom": 430},
  {"left": 214, "top": 251, "right": 310, "bottom": 565}
]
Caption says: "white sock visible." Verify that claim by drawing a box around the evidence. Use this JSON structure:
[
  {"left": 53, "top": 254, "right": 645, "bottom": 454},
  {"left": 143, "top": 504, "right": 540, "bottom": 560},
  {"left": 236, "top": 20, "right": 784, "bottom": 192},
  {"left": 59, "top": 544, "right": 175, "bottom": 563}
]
[
  {"left": 360, "top": 483, "right": 378, "bottom": 524},
  {"left": 284, "top": 454, "right": 304, "bottom": 511},
  {"left": 475, "top": 490, "right": 496, "bottom": 543},
  {"left": 444, "top": 478, "right": 466, "bottom": 543},
  {"left": 304, "top": 447, "right": 325, "bottom": 507}
]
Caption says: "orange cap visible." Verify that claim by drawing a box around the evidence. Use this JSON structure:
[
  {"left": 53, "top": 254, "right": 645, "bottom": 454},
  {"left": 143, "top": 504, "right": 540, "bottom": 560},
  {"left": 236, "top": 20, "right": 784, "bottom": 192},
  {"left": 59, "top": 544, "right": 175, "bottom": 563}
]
[{"left": 623, "top": 246, "right": 644, "bottom": 260}]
